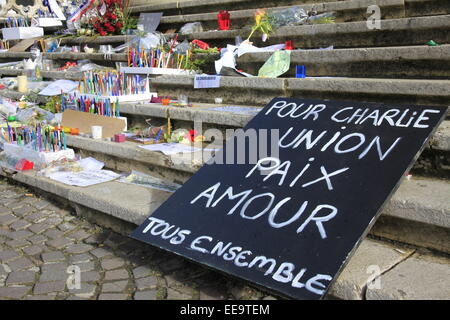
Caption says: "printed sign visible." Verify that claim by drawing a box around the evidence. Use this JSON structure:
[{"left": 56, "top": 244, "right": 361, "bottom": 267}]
[
  {"left": 132, "top": 98, "right": 447, "bottom": 299},
  {"left": 194, "top": 75, "right": 221, "bottom": 89}
]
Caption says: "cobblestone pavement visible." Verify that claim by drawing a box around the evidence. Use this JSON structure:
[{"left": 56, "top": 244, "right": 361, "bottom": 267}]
[{"left": 0, "top": 178, "right": 275, "bottom": 300}]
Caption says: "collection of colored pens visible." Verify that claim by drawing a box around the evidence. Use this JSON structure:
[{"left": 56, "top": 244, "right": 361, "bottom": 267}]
[
  {"left": 0, "top": 41, "right": 10, "bottom": 50},
  {"left": 127, "top": 46, "right": 192, "bottom": 70},
  {"left": 79, "top": 71, "right": 148, "bottom": 96},
  {"left": 65, "top": 95, "right": 120, "bottom": 118},
  {"left": 1, "top": 124, "right": 67, "bottom": 152},
  {"left": 6, "top": 17, "right": 29, "bottom": 28}
]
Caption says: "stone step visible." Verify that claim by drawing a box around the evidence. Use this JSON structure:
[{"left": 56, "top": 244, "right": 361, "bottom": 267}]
[
  {"left": 130, "top": 0, "right": 344, "bottom": 16},
  {"left": 57, "top": 15, "right": 450, "bottom": 49},
  {"left": 405, "top": 0, "right": 450, "bottom": 17},
  {"left": 163, "top": 15, "right": 450, "bottom": 49},
  {"left": 130, "top": 0, "right": 450, "bottom": 18},
  {"left": 151, "top": 75, "right": 450, "bottom": 107},
  {"left": 62, "top": 135, "right": 450, "bottom": 253},
  {"left": 234, "top": 45, "right": 450, "bottom": 79},
  {"left": 156, "top": 0, "right": 406, "bottom": 33},
  {"left": 1, "top": 169, "right": 448, "bottom": 300},
  {"left": 4, "top": 44, "right": 450, "bottom": 79},
  {"left": 3, "top": 71, "right": 450, "bottom": 107}
]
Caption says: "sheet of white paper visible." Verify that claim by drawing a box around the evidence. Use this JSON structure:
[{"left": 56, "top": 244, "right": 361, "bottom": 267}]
[
  {"left": 39, "top": 80, "right": 79, "bottom": 96},
  {"left": 194, "top": 75, "right": 221, "bottom": 89},
  {"left": 48, "top": 169, "right": 120, "bottom": 187},
  {"left": 237, "top": 43, "right": 285, "bottom": 57},
  {"left": 78, "top": 157, "right": 105, "bottom": 171},
  {"left": 206, "top": 106, "right": 262, "bottom": 115},
  {"left": 139, "top": 143, "right": 220, "bottom": 155},
  {"left": 49, "top": 0, "right": 66, "bottom": 20}
]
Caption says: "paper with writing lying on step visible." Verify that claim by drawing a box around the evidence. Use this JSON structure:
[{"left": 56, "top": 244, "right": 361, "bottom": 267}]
[{"left": 132, "top": 97, "right": 447, "bottom": 300}]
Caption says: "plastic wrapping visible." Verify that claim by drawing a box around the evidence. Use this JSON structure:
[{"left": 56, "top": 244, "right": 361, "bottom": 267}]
[
  {"left": 268, "top": 6, "right": 308, "bottom": 28},
  {"left": 307, "top": 11, "right": 336, "bottom": 24},
  {"left": 15, "top": 107, "right": 55, "bottom": 124},
  {"left": 119, "top": 170, "right": 181, "bottom": 192},
  {"left": 179, "top": 22, "right": 203, "bottom": 35},
  {"left": 258, "top": 50, "right": 291, "bottom": 78}
]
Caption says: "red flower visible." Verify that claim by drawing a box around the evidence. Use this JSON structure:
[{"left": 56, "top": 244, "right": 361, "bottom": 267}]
[
  {"left": 187, "top": 130, "right": 198, "bottom": 142},
  {"left": 111, "top": 14, "right": 117, "bottom": 20},
  {"left": 115, "top": 21, "right": 122, "bottom": 29}
]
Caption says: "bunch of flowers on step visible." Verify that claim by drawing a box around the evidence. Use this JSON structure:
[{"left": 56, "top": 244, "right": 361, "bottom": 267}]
[
  {"left": 93, "top": 0, "right": 130, "bottom": 35},
  {"left": 246, "top": 9, "right": 273, "bottom": 42}
]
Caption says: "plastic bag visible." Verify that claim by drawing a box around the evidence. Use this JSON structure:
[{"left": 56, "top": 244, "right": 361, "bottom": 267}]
[
  {"left": 258, "top": 50, "right": 291, "bottom": 78},
  {"left": 307, "top": 11, "right": 336, "bottom": 24},
  {"left": 268, "top": 6, "right": 308, "bottom": 28},
  {"left": 15, "top": 107, "right": 55, "bottom": 124},
  {"left": 179, "top": 22, "right": 203, "bottom": 35}
]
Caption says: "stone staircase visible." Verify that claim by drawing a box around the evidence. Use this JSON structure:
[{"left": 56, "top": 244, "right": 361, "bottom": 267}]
[{"left": 0, "top": 0, "right": 449, "bottom": 300}]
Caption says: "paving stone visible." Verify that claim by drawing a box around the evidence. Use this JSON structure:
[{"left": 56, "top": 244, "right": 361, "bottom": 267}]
[
  {"left": 7, "top": 230, "right": 33, "bottom": 241},
  {"left": 199, "top": 286, "right": 228, "bottom": 300},
  {"left": 0, "top": 214, "right": 18, "bottom": 225},
  {"left": 28, "top": 234, "right": 47, "bottom": 244},
  {"left": 6, "top": 270, "right": 36, "bottom": 285},
  {"left": 44, "top": 229, "right": 65, "bottom": 240},
  {"left": 67, "top": 230, "right": 91, "bottom": 241},
  {"left": 41, "top": 216, "right": 63, "bottom": 227},
  {"left": 25, "top": 294, "right": 57, "bottom": 300},
  {"left": 40, "top": 262, "right": 69, "bottom": 281},
  {"left": 134, "top": 290, "right": 157, "bottom": 300},
  {"left": 70, "top": 253, "right": 93, "bottom": 264},
  {"left": 65, "top": 244, "right": 94, "bottom": 254},
  {"left": 28, "top": 223, "right": 50, "bottom": 234},
  {"left": 33, "top": 281, "right": 66, "bottom": 294},
  {"left": 7, "top": 257, "right": 34, "bottom": 271},
  {"left": 90, "top": 247, "right": 113, "bottom": 259},
  {"left": 135, "top": 276, "right": 158, "bottom": 291},
  {"left": 0, "top": 206, "right": 12, "bottom": 215},
  {"left": 98, "top": 293, "right": 129, "bottom": 300},
  {"left": 132, "top": 265, "right": 153, "bottom": 279},
  {"left": 167, "top": 288, "right": 193, "bottom": 300},
  {"left": 101, "top": 258, "right": 125, "bottom": 271},
  {"left": 6, "top": 239, "right": 31, "bottom": 249},
  {"left": 41, "top": 252, "right": 66, "bottom": 263},
  {"left": 25, "top": 212, "right": 49, "bottom": 223},
  {"left": 68, "top": 283, "right": 97, "bottom": 298},
  {"left": 10, "top": 220, "right": 32, "bottom": 231},
  {"left": 23, "top": 245, "right": 44, "bottom": 256},
  {"left": 47, "top": 238, "right": 73, "bottom": 249},
  {"left": 0, "top": 250, "right": 20, "bottom": 263},
  {"left": 12, "top": 205, "right": 35, "bottom": 217},
  {"left": 76, "top": 261, "right": 96, "bottom": 272},
  {"left": 80, "top": 271, "right": 101, "bottom": 282},
  {"left": 104, "top": 269, "right": 129, "bottom": 281},
  {"left": 56, "top": 222, "right": 76, "bottom": 232},
  {"left": 33, "top": 200, "right": 50, "bottom": 210},
  {"left": 102, "top": 280, "right": 128, "bottom": 293},
  {"left": 0, "top": 286, "right": 31, "bottom": 299},
  {"left": 84, "top": 231, "right": 110, "bottom": 245}
]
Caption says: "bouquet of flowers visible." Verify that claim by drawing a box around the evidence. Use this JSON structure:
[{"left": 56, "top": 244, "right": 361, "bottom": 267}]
[{"left": 93, "top": 0, "right": 136, "bottom": 35}]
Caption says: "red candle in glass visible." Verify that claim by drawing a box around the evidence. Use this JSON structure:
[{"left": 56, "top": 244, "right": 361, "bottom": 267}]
[{"left": 218, "top": 10, "right": 230, "bottom": 31}]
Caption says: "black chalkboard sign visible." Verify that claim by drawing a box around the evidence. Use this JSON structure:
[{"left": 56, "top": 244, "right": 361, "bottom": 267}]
[{"left": 131, "top": 98, "right": 447, "bottom": 300}]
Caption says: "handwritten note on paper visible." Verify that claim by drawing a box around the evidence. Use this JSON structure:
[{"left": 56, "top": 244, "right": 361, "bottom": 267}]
[
  {"left": 194, "top": 75, "right": 221, "bottom": 89},
  {"left": 48, "top": 170, "right": 120, "bottom": 187},
  {"left": 132, "top": 98, "right": 447, "bottom": 299}
]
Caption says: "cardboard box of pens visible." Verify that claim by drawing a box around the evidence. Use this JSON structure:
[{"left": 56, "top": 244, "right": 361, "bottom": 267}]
[{"left": 1, "top": 125, "right": 75, "bottom": 169}]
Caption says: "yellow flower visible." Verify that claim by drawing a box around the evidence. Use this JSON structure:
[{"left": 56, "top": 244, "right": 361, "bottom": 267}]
[{"left": 255, "top": 9, "right": 266, "bottom": 26}]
